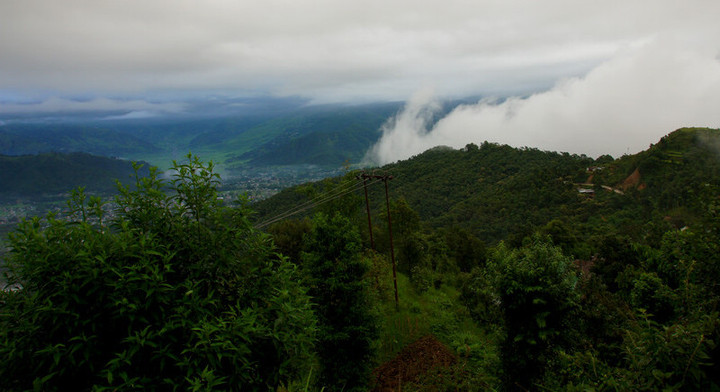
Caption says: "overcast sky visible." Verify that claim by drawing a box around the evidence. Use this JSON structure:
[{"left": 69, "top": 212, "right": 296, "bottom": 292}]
[{"left": 2, "top": 0, "right": 720, "bottom": 157}]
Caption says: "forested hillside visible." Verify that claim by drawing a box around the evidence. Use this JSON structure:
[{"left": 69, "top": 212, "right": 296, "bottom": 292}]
[
  {"left": 252, "top": 127, "right": 720, "bottom": 389},
  {"left": 256, "top": 127, "right": 720, "bottom": 251},
  {"left": 0, "top": 152, "right": 148, "bottom": 200},
  {"left": 3, "top": 128, "right": 720, "bottom": 391},
  {"left": 0, "top": 126, "right": 160, "bottom": 156},
  {"left": 227, "top": 103, "right": 399, "bottom": 167}
]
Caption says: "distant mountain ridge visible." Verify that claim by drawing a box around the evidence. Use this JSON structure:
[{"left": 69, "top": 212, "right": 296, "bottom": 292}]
[
  {"left": 0, "top": 125, "right": 160, "bottom": 156},
  {"left": 230, "top": 103, "right": 400, "bottom": 166},
  {"left": 0, "top": 152, "right": 147, "bottom": 201},
  {"left": 0, "top": 101, "right": 404, "bottom": 170}
]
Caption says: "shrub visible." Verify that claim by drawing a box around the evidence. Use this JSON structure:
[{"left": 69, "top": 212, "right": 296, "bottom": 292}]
[
  {"left": 487, "top": 235, "right": 579, "bottom": 390},
  {"left": 302, "top": 212, "right": 378, "bottom": 391},
  {"left": 0, "top": 155, "right": 316, "bottom": 391}
]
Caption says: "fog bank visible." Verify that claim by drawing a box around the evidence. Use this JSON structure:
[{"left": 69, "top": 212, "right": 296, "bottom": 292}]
[{"left": 366, "top": 39, "right": 720, "bottom": 165}]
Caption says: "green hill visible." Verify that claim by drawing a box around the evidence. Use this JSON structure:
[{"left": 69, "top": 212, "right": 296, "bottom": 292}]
[
  {"left": 254, "top": 142, "right": 594, "bottom": 245},
  {"left": 254, "top": 127, "right": 720, "bottom": 250},
  {"left": 0, "top": 152, "right": 147, "bottom": 200},
  {"left": 248, "top": 127, "right": 720, "bottom": 390},
  {"left": 224, "top": 102, "right": 400, "bottom": 167},
  {"left": 0, "top": 102, "right": 402, "bottom": 170},
  {"left": 4, "top": 130, "right": 720, "bottom": 390},
  {"left": 0, "top": 125, "right": 160, "bottom": 156},
  {"left": 592, "top": 127, "right": 720, "bottom": 208}
]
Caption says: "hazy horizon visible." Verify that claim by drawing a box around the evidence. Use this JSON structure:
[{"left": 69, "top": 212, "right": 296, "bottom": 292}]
[{"left": 2, "top": 0, "right": 720, "bottom": 159}]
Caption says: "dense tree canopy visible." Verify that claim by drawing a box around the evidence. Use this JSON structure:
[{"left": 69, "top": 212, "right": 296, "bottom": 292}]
[{"left": 0, "top": 155, "right": 315, "bottom": 391}]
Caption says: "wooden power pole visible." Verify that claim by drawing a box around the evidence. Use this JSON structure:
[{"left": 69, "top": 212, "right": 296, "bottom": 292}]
[{"left": 359, "top": 172, "right": 399, "bottom": 308}]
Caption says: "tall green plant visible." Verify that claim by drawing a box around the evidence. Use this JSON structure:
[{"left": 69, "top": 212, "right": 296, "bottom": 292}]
[
  {"left": 0, "top": 155, "right": 316, "bottom": 391},
  {"left": 488, "top": 235, "right": 579, "bottom": 390},
  {"left": 302, "top": 212, "right": 378, "bottom": 391}
]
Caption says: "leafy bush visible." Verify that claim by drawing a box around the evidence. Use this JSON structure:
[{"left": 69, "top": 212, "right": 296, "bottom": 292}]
[
  {"left": 302, "top": 212, "right": 378, "bottom": 391},
  {"left": 0, "top": 155, "right": 316, "bottom": 391},
  {"left": 557, "top": 313, "right": 719, "bottom": 391},
  {"left": 487, "top": 235, "right": 580, "bottom": 390}
]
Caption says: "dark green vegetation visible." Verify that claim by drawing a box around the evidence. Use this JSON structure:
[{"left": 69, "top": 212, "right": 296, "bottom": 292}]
[
  {"left": 1, "top": 157, "right": 317, "bottom": 391},
  {"left": 255, "top": 127, "right": 720, "bottom": 390},
  {"left": 0, "top": 125, "right": 159, "bottom": 157},
  {"left": 0, "top": 152, "right": 148, "bottom": 201},
  {"left": 302, "top": 213, "right": 378, "bottom": 391},
  {"left": 3, "top": 127, "right": 720, "bottom": 390}
]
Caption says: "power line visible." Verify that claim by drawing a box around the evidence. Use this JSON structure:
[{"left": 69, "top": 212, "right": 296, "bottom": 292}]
[
  {"left": 256, "top": 179, "right": 360, "bottom": 227},
  {"left": 255, "top": 178, "right": 378, "bottom": 228},
  {"left": 358, "top": 171, "right": 399, "bottom": 309},
  {"left": 254, "top": 177, "right": 382, "bottom": 229},
  {"left": 254, "top": 170, "right": 400, "bottom": 309}
]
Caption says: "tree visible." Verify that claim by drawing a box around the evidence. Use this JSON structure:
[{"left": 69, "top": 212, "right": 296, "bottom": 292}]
[
  {"left": 444, "top": 226, "right": 486, "bottom": 273},
  {"left": 488, "top": 235, "right": 579, "bottom": 390},
  {"left": 0, "top": 155, "right": 316, "bottom": 391},
  {"left": 267, "top": 218, "right": 312, "bottom": 263},
  {"left": 387, "top": 198, "right": 423, "bottom": 275},
  {"left": 301, "top": 212, "right": 378, "bottom": 391}
]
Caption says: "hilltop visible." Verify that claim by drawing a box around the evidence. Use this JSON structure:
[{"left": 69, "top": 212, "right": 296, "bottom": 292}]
[
  {"left": 254, "top": 127, "right": 720, "bottom": 251},
  {"left": 0, "top": 125, "right": 159, "bottom": 156},
  {"left": 0, "top": 152, "right": 148, "bottom": 201}
]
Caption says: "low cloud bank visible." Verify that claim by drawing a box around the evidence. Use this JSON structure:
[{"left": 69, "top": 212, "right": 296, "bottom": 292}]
[
  {"left": 366, "top": 40, "right": 720, "bottom": 166},
  {"left": 0, "top": 97, "right": 186, "bottom": 115}
]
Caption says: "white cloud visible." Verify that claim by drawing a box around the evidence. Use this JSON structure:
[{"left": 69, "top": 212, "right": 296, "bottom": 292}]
[
  {"left": 0, "top": 97, "right": 186, "bottom": 114},
  {"left": 1, "top": 0, "right": 718, "bottom": 104},
  {"left": 366, "top": 38, "right": 720, "bottom": 164},
  {"left": 102, "top": 110, "right": 161, "bottom": 120}
]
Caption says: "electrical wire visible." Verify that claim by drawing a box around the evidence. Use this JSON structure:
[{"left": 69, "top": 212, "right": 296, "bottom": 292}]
[
  {"left": 254, "top": 177, "right": 383, "bottom": 229},
  {"left": 254, "top": 178, "right": 377, "bottom": 229}
]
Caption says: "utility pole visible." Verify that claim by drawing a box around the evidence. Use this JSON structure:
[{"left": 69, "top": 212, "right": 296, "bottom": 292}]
[
  {"left": 359, "top": 172, "right": 399, "bottom": 309},
  {"left": 360, "top": 175, "right": 374, "bottom": 250}
]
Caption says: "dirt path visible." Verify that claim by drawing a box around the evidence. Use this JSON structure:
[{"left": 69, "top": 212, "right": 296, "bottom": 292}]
[{"left": 372, "top": 335, "right": 456, "bottom": 391}]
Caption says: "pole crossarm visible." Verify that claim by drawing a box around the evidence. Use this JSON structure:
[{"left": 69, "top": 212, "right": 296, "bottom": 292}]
[{"left": 358, "top": 172, "right": 394, "bottom": 181}]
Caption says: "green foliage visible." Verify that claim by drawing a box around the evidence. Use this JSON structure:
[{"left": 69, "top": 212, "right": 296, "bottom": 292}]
[
  {"left": 628, "top": 271, "right": 678, "bottom": 323},
  {"left": 301, "top": 212, "right": 378, "bottom": 391},
  {"left": 617, "top": 313, "right": 718, "bottom": 391},
  {"left": 591, "top": 235, "right": 642, "bottom": 292},
  {"left": 307, "top": 172, "right": 365, "bottom": 224},
  {"left": 458, "top": 267, "right": 502, "bottom": 326},
  {"left": 249, "top": 127, "right": 720, "bottom": 390},
  {"left": 558, "top": 313, "right": 719, "bottom": 391},
  {"left": 487, "top": 235, "right": 580, "bottom": 390},
  {"left": 388, "top": 198, "right": 423, "bottom": 276},
  {"left": 557, "top": 226, "right": 720, "bottom": 390},
  {"left": 443, "top": 227, "right": 486, "bottom": 273},
  {"left": 267, "top": 218, "right": 312, "bottom": 263},
  {"left": 0, "top": 154, "right": 316, "bottom": 391}
]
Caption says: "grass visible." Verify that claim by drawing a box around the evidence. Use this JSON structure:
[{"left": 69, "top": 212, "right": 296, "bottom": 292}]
[{"left": 372, "top": 271, "right": 501, "bottom": 389}]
